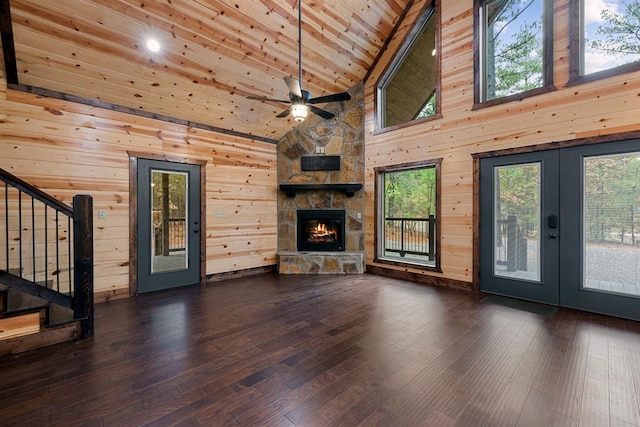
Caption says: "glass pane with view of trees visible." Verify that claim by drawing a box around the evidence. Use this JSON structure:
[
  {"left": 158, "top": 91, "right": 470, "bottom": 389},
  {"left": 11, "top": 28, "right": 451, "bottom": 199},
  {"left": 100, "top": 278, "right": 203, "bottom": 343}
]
[
  {"left": 382, "top": 167, "right": 436, "bottom": 265},
  {"left": 583, "top": 153, "right": 640, "bottom": 296},
  {"left": 583, "top": 0, "right": 640, "bottom": 74},
  {"left": 483, "top": 0, "right": 544, "bottom": 100},
  {"left": 493, "top": 163, "right": 541, "bottom": 281},
  {"left": 151, "top": 171, "right": 188, "bottom": 273}
]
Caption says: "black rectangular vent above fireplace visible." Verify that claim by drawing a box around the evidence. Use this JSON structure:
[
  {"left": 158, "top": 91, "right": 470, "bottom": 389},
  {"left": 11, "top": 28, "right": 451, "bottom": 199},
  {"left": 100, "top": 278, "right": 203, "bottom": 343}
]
[{"left": 297, "top": 209, "right": 346, "bottom": 252}]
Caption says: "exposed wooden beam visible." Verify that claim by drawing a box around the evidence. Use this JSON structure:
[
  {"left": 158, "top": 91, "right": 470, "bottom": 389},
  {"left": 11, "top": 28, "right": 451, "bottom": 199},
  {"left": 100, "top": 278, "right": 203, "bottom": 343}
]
[
  {"left": 0, "top": 0, "right": 18, "bottom": 84},
  {"left": 6, "top": 83, "right": 279, "bottom": 144}
]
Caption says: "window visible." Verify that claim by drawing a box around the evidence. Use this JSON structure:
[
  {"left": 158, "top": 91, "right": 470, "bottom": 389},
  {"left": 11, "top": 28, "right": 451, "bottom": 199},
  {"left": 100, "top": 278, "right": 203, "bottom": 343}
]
[
  {"left": 570, "top": 0, "right": 640, "bottom": 83},
  {"left": 376, "top": 2, "right": 440, "bottom": 129},
  {"left": 375, "top": 159, "right": 441, "bottom": 270},
  {"left": 475, "top": 0, "right": 554, "bottom": 105}
]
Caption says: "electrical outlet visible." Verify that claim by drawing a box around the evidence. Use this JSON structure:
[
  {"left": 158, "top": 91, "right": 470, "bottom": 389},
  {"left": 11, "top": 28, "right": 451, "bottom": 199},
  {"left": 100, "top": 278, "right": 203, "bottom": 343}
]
[
  {"left": 214, "top": 210, "right": 225, "bottom": 218},
  {"left": 356, "top": 212, "right": 362, "bottom": 219}
]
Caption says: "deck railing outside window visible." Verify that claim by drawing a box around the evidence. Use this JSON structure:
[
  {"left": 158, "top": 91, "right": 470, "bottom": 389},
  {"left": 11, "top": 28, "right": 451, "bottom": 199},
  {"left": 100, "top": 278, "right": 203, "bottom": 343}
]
[{"left": 384, "top": 215, "right": 436, "bottom": 262}]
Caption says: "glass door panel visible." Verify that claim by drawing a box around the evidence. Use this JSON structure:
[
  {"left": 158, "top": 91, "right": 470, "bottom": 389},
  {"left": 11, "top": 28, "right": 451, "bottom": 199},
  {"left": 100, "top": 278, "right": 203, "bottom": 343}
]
[
  {"left": 493, "top": 163, "right": 541, "bottom": 282},
  {"left": 151, "top": 170, "right": 188, "bottom": 273},
  {"left": 137, "top": 159, "right": 201, "bottom": 294},
  {"left": 583, "top": 152, "right": 640, "bottom": 297}
]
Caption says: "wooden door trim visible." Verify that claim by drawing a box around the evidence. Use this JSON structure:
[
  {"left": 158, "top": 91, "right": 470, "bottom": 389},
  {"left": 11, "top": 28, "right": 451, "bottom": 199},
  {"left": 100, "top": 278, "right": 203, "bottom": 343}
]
[{"left": 128, "top": 152, "right": 207, "bottom": 296}]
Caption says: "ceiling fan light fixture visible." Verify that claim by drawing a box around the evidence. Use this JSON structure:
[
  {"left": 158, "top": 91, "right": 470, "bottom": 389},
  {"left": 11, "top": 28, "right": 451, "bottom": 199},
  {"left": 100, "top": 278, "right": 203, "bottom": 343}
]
[
  {"left": 290, "top": 104, "right": 309, "bottom": 123},
  {"left": 146, "top": 38, "right": 160, "bottom": 53}
]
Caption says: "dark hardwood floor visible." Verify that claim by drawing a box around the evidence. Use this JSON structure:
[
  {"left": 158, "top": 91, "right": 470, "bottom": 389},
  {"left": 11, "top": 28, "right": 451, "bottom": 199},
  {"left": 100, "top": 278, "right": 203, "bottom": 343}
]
[{"left": 1, "top": 273, "right": 639, "bottom": 426}]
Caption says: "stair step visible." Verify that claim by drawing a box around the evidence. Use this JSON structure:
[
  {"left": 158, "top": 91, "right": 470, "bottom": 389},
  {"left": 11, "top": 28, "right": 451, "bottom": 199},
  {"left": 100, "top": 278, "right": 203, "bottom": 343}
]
[
  {"left": 5, "top": 287, "right": 50, "bottom": 314},
  {"left": 49, "top": 303, "right": 75, "bottom": 326},
  {"left": 0, "top": 287, "right": 49, "bottom": 339},
  {"left": 0, "top": 311, "right": 42, "bottom": 340},
  {"left": 0, "top": 276, "right": 79, "bottom": 353},
  {"left": 0, "top": 321, "right": 81, "bottom": 357}
]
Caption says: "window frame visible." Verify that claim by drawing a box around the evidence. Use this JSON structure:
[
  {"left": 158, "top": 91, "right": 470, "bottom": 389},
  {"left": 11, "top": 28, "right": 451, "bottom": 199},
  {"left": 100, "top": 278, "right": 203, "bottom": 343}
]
[
  {"left": 473, "top": 0, "right": 555, "bottom": 109},
  {"left": 568, "top": 0, "right": 640, "bottom": 86},
  {"left": 374, "top": 159, "right": 442, "bottom": 272},
  {"left": 374, "top": 0, "right": 441, "bottom": 133}
]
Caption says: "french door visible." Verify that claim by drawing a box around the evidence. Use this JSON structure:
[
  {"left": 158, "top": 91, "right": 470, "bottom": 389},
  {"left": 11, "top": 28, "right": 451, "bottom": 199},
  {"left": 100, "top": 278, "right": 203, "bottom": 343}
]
[
  {"left": 480, "top": 140, "right": 640, "bottom": 321},
  {"left": 137, "top": 159, "right": 201, "bottom": 293}
]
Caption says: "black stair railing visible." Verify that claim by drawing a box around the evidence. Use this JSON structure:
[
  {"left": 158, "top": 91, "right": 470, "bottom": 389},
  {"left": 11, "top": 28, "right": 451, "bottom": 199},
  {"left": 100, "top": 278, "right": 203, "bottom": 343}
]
[{"left": 0, "top": 168, "right": 93, "bottom": 337}]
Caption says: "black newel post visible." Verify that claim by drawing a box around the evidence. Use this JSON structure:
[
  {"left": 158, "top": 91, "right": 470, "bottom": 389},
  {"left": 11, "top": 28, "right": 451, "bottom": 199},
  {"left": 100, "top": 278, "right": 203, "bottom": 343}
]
[{"left": 73, "top": 195, "right": 94, "bottom": 338}]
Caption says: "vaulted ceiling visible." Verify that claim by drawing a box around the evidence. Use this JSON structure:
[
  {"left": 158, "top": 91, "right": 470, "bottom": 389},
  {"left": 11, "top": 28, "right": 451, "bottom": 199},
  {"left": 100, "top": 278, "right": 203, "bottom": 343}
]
[{"left": 1, "top": 0, "right": 412, "bottom": 142}]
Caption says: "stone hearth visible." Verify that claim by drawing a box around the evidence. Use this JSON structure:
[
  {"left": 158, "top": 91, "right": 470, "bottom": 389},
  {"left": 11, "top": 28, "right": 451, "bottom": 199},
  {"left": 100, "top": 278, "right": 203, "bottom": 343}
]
[{"left": 277, "top": 82, "right": 364, "bottom": 274}]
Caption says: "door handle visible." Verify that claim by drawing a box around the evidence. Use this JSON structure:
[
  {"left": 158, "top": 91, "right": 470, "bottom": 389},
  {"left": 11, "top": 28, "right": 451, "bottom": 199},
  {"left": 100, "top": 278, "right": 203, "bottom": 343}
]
[
  {"left": 549, "top": 233, "right": 557, "bottom": 239},
  {"left": 193, "top": 229, "right": 200, "bottom": 234}
]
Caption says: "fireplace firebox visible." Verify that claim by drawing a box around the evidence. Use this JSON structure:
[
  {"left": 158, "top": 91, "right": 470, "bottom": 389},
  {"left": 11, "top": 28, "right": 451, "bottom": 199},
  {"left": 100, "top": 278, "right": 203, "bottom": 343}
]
[{"left": 297, "top": 209, "right": 346, "bottom": 252}]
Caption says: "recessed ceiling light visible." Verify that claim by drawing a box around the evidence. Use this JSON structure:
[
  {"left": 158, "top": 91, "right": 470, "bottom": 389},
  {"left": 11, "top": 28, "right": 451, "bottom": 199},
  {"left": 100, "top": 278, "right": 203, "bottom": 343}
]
[{"left": 146, "top": 38, "right": 160, "bottom": 53}]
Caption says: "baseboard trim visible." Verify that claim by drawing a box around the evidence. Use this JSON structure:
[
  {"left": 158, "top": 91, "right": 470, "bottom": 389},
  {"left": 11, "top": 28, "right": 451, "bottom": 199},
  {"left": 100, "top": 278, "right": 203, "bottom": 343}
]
[
  {"left": 205, "top": 265, "right": 277, "bottom": 284},
  {"left": 366, "top": 264, "right": 472, "bottom": 292},
  {"left": 95, "top": 289, "right": 131, "bottom": 304}
]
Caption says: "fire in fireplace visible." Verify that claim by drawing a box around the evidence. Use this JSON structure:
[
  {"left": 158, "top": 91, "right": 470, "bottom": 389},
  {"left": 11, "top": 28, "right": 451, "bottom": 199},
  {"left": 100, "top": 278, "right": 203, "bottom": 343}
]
[{"left": 297, "top": 209, "right": 346, "bottom": 251}]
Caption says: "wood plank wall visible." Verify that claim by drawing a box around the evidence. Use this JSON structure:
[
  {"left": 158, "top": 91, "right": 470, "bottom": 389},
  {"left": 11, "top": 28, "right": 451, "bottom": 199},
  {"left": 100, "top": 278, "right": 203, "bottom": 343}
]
[
  {"left": 0, "top": 73, "right": 278, "bottom": 301},
  {"left": 364, "top": 0, "right": 640, "bottom": 285}
]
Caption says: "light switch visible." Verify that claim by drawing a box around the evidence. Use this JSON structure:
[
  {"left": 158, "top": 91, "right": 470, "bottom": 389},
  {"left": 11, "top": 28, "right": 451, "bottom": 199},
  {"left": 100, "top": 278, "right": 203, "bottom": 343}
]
[{"left": 98, "top": 210, "right": 107, "bottom": 220}]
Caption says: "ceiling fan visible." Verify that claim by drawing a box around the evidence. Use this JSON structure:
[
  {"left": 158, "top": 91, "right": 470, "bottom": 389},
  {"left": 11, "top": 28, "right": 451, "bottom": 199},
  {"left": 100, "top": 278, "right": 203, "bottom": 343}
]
[{"left": 246, "top": 0, "right": 351, "bottom": 123}]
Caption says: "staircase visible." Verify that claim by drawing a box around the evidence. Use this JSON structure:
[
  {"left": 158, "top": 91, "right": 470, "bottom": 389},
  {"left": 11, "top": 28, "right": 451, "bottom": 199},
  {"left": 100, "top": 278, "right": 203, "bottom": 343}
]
[{"left": 0, "top": 168, "right": 93, "bottom": 357}]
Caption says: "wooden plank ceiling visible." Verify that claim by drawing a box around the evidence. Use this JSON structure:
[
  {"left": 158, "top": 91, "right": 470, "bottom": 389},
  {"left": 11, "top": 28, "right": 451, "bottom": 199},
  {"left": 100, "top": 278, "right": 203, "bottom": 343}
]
[{"left": 3, "top": 0, "right": 410, "bottom": 141}]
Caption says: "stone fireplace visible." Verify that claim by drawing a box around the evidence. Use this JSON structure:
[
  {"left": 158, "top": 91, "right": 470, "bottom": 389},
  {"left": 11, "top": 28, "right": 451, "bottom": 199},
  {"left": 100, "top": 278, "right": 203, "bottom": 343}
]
[{"left": 277, "top": 82, "right": 365, "bottom": 274}]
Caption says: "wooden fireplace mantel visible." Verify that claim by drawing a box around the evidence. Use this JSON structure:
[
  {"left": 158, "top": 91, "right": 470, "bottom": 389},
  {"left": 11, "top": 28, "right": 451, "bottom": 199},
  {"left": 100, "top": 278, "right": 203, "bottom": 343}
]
[{"left": 279, "top": 183, "right": 363, "bottom": 198}]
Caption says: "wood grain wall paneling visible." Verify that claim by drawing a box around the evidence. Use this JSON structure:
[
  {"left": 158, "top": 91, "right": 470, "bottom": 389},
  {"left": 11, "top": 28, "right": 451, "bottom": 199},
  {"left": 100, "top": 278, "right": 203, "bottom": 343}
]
[
  {"left": 363, "top": 0, "right": 640, "bottom": 286},
  {"left": 0, "top": 78, "right": 277, "bottom": 296}
]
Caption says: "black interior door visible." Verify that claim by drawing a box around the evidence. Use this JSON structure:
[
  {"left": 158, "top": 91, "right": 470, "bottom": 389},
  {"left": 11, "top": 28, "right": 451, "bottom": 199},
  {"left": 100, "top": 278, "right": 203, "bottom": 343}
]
[{"left": 137, "top": 159, "right": 201, "bottom": 293}]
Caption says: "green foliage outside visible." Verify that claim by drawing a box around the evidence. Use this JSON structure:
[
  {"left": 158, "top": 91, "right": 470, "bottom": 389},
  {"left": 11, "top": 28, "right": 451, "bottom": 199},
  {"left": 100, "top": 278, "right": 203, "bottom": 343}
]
[
  {"left": 496, "top": 164, "right": 539, "bottom": 238},
  {"left": 415, "top": 93, "right": 436, "bottom": 120},
  {"left": 588, "top": 0, "right": 640, "bottom": 56},
  {"left": 485, "top": 0, "right": 544, "bottom": 99},
  {"left": 584, "top": 154, "right": 640, "bottom": 244},
  {"left": 384, "top": 167, "right": 436, "bottom": 218},
  {"left": 486, "top": 0, "right": 640, "bottom": 95},
  {"left": 152, "top": 171, "right": 187, "bottom": 220},
  {"left": 496, "top": 155, "right": 640, "bottom": 245}
]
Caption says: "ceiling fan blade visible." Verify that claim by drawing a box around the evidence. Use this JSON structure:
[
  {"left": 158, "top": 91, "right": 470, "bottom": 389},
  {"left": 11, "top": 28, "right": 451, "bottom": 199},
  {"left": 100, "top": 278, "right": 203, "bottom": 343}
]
[
  {"left": 308, "top": 105, "right": 335, "bottom": 120},
  {"left": 247, "top": 95, "right": 290, "bottom": 103},
  {"left": 283, "top": 76, "right": 303, "bottom": 98},
  {"left": 308, "top": 92, "right": 351, "bottom": 104},
  {"left": 276, "top": 109, "right": 291, "bottom": 118}
]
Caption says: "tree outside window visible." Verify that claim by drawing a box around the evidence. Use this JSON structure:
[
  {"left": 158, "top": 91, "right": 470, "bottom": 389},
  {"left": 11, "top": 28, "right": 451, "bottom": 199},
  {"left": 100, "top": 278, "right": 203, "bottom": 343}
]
[
  {"left": 376, "top": 160, "right": 441, "bottom": 270},
  {"left": 479, "top": 0, "right": 547, "bottom": 101},
  {"left": 581, "top": 0, "right": 640, "bottom": 75}
]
